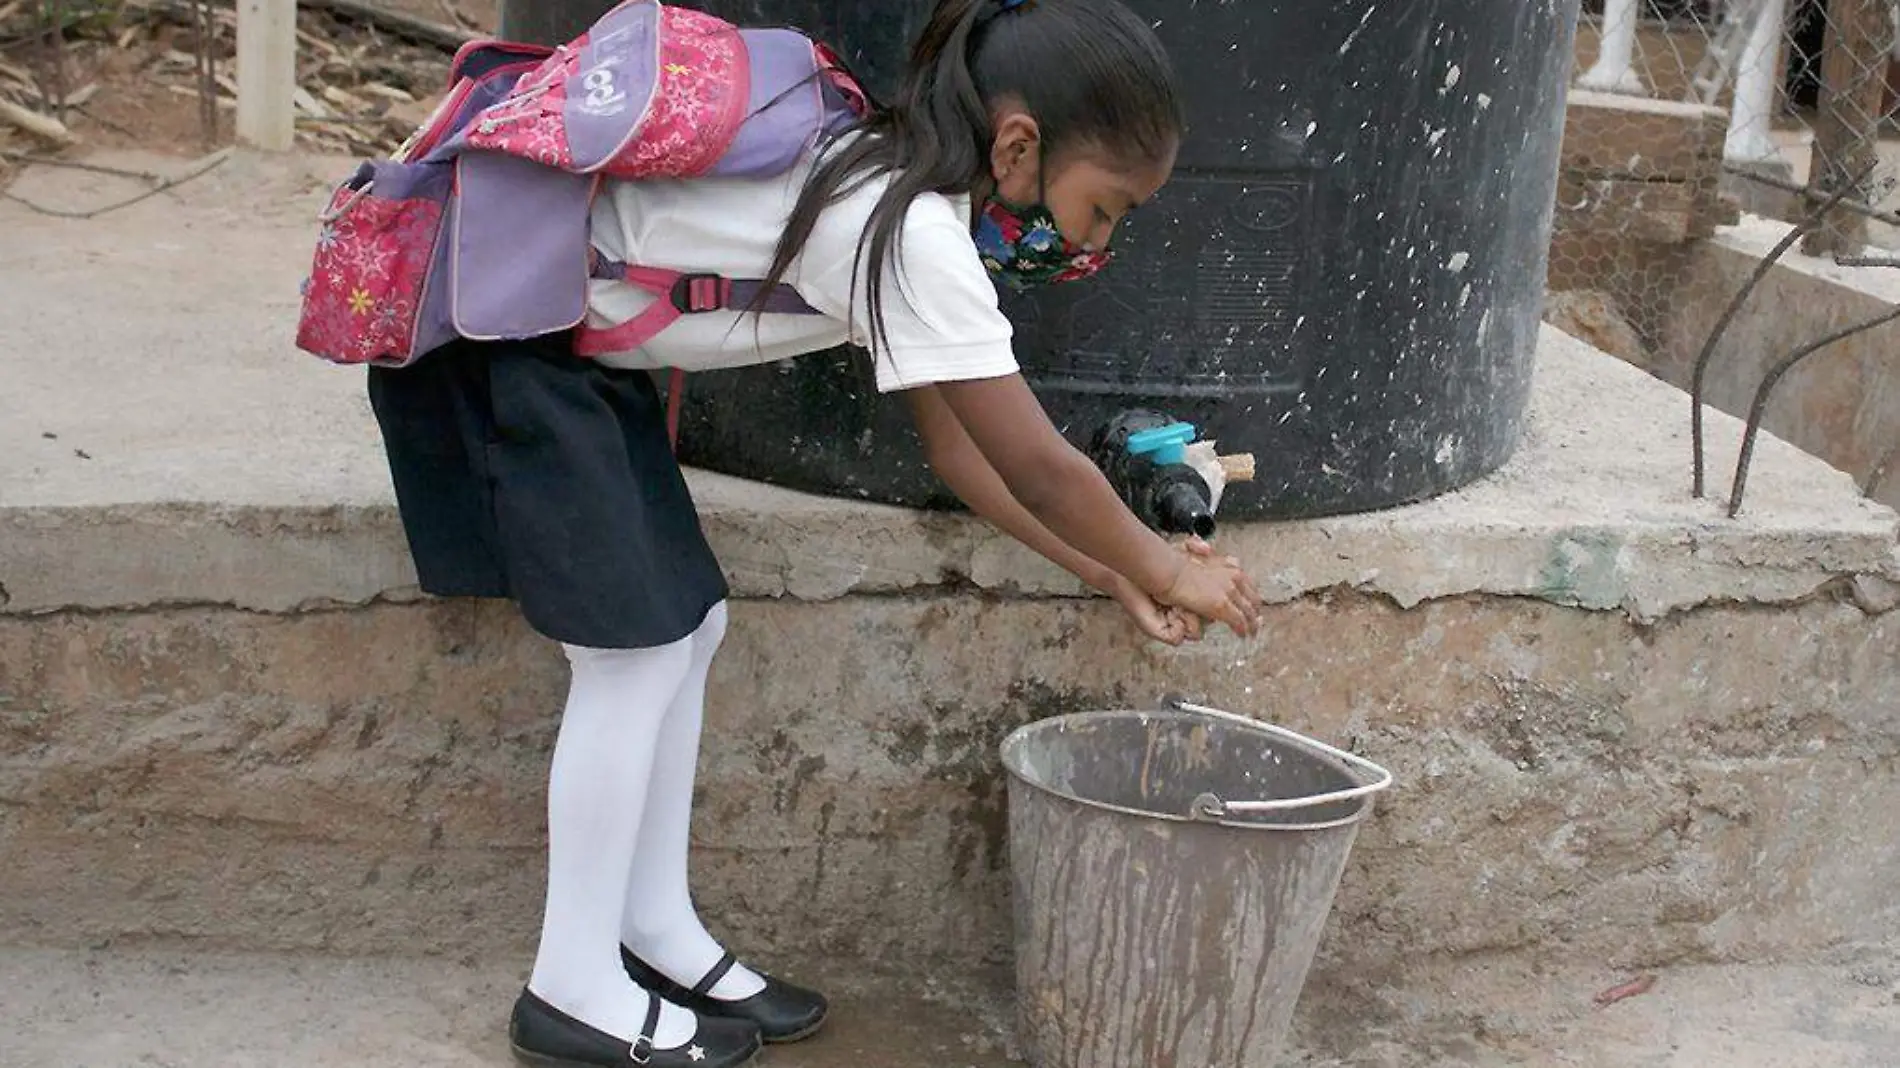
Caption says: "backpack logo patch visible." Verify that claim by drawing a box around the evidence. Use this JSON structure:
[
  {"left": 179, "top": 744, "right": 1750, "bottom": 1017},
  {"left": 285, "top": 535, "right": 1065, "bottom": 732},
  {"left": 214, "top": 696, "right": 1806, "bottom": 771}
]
[{"left": 578, "top": 59, "right": 630, "bottom": 117}]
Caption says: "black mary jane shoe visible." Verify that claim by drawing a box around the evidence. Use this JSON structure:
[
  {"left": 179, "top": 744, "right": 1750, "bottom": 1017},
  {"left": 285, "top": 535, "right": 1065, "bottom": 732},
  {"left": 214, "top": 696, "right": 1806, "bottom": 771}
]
[
  {"left": 621, "top": 948, "right": 829, "bottom": 1044},
  {"left": 509, "top": 987, "right": 761, "bottom": 1068}
]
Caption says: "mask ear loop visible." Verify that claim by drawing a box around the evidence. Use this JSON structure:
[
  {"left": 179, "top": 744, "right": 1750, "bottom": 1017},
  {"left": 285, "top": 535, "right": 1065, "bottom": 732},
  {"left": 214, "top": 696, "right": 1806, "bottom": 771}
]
[
  {"left": 1034, "top": 135, "right": 1049, "bottom": 208},
  {"left": 1034, "top": 136, "right": 1096, "bottom": 257}
]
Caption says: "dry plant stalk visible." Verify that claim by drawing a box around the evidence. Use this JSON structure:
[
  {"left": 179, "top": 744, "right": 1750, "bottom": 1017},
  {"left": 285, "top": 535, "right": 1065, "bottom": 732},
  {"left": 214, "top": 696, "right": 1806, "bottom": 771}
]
[
  {"left": 0, "top": 95, "right": 78, "bottom": 143},
  {"left": 193, "top": 0, "right": 216, "bottom": 148},
  {"left": 38, "top": 0, "right": 70, "bottom": 121}
]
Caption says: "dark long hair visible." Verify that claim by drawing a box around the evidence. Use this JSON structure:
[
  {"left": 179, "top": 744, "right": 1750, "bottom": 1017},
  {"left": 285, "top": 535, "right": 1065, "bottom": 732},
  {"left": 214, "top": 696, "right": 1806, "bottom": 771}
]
[{"left": 754, "top": 0, "right": 1183, "bottom": 353}]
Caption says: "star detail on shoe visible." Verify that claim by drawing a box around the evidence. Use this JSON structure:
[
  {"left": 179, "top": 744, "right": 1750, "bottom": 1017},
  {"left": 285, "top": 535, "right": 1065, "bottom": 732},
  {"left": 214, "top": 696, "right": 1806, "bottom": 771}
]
[{"left": 686, "top": 1045, "right": 706, "bottom": 1062}]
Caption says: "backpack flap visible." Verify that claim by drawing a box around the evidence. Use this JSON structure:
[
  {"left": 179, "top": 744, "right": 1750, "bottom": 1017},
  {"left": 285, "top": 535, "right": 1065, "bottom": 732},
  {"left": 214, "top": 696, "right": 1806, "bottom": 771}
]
[
  {"left": 459, "top": 0, "right": 661, "bottom": 173},
  {"left": 461, "top": 1, "right": 757, "bottom": 180},
  {"left": 449, "top": 151, "right": 595, "bottom": 341},
  {"left": 595, "top": 3, "right": 749, "bottom": 178}
]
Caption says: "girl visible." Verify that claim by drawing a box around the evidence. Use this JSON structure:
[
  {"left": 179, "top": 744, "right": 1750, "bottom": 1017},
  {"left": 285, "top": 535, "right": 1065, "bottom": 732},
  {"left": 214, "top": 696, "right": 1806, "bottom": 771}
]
[{"left": 367, "top": 0, "right": 1261, "bottom": 1065}]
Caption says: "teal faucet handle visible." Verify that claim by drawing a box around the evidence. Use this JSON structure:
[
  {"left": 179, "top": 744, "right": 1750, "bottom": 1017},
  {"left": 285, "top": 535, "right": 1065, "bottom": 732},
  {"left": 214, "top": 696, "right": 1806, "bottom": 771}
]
[{"left": 1124, "top": 422, "right": 1198, "bottom": 466}]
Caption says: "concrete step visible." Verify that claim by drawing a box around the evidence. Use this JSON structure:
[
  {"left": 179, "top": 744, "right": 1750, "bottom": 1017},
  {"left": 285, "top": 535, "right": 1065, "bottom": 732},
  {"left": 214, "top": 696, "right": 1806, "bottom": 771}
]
[{"left": 5, "top": 945, "right": 1899, "bottom": 1068}]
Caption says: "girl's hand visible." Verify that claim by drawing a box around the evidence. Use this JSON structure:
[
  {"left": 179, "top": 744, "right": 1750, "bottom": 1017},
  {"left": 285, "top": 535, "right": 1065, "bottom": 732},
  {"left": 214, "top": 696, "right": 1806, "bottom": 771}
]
[
  {"left": 1157, "top": 550, "right": 1261, "bottom": 637},
  {"left": 1183, "top": 535, "right": 1237, "bottom": 567},
  {"left": 1103, "top": 573, "right": 1201, "bottom": 645}
]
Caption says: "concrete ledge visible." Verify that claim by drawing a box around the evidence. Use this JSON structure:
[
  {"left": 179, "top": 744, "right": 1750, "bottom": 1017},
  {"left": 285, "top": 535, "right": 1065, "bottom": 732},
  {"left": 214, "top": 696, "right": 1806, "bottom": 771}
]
[
  {"left": 4, "top": 328, "right": 1894, "bottom": 623},
  {"left": 2, "top": 156, "right": 1890, "bottom": 620}
]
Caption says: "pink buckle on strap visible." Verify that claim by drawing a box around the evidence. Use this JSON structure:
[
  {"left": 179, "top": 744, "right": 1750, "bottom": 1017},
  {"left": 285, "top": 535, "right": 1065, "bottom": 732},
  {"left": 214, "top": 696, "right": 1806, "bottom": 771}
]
[{"left": 674, "top": 273, "right": 729, "bottom": 314}]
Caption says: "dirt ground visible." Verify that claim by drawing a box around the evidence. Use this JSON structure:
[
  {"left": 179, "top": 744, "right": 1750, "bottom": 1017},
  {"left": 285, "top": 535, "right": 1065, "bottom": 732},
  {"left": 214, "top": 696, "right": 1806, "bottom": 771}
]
[
  {"left": 0, "top": 1, "right": 494, "bottom": 174},
  {"left": 5, "top": 942, "right": 1900, "bottom": 1068},
  {"left": 1287, "top": 948, "right": 1900, "bottom": 1068}
]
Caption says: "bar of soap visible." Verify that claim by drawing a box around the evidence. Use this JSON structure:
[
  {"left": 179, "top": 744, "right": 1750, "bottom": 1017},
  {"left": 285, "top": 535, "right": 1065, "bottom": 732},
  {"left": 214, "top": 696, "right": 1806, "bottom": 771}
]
[{"left": 1217, "top": 453, "right": 1256, "bottom": 483}]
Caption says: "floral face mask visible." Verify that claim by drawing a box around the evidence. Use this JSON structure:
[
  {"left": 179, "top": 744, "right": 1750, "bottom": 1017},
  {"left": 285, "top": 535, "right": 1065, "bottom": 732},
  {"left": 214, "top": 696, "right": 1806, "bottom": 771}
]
[{"left": 973, "top": 197, "right": 1114, "bottom": 291}]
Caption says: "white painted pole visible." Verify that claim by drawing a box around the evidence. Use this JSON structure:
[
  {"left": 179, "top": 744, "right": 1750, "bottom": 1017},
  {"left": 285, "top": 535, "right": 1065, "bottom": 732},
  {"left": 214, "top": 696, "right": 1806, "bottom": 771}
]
[
  {"left": 236, "top": 0, "right": 298, "bottom": 151},
  {"left": 1578, "top": 0, "right": 1649, "bottom": 95},
  {"left": 1725, "top": 0, "right": 1788, "bottom": 165}
]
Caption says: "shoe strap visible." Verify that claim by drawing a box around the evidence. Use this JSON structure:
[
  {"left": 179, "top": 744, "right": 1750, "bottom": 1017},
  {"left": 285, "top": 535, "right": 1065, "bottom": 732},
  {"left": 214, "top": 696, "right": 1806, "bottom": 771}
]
[
  {"left": 692, "top": 952, "right": 739, "bottom": 999},
  {"left": 630, "top": 994, "right": 661, "bottom": 1065}
]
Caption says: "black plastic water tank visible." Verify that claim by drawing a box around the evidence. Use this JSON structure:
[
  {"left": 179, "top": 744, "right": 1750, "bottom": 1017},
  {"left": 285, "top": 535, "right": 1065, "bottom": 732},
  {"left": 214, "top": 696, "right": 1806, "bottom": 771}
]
[{"left": 671, "top": 0, "right": 1585, "bottom": 519}]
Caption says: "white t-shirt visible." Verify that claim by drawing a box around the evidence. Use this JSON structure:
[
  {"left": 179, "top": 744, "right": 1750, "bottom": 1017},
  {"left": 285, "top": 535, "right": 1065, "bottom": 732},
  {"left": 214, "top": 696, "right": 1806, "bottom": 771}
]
[{"left": 586, "top": 140, "right": 1018, "bottom": 393}]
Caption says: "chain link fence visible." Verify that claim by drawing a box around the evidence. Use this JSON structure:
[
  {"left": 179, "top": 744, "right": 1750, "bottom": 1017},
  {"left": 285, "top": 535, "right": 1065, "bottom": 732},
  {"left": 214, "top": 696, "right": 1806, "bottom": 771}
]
[
  {"left": 1569, "top": 0, "right": 1900, "bottom": 245},
  {"left": 1549, "top": 0, "right": 1900, "bottom": 514}
]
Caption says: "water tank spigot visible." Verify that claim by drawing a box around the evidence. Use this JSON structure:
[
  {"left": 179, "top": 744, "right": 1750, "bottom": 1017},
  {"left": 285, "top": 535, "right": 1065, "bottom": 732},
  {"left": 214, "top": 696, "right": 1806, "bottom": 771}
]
[
  {"left": 1153, "top": 480, "right": 1217, "bottom": 540},
  {"left": 1088, "top": 411, "right": 1219, "bottom": 539},
  {"left": 1125, "top": 423, "right": 1198, "bottom": 466}
]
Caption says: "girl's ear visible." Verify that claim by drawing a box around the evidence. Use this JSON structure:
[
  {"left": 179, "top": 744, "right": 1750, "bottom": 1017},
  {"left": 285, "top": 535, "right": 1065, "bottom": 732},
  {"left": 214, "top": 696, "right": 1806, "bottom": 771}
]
[{"left": 989, "top": 111, "right": 1042, "bottom": 193}]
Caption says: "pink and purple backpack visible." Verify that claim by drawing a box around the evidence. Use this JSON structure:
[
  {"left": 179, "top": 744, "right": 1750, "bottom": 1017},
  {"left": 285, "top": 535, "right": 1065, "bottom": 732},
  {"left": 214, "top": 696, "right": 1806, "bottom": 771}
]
[{"left": 294, "top": 0, "right": 868, "bottom": 379}]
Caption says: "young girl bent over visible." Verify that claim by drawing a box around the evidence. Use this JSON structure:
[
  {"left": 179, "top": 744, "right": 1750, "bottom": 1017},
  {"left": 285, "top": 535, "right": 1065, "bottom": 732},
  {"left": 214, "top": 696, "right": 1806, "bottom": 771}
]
[{"left": 367, "top": 0, "right": 1261, "bottom": 1065}]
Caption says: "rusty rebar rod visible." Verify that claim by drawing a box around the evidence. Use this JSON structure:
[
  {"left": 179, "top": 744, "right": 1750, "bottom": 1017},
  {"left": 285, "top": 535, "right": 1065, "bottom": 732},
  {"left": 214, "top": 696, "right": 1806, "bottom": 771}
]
[
  {"left": 1727, "top": 303, "right": 1900, "bottom": 517},
  {"left": 1689, "top": 168, "right": 1873, "bottom": 499}
]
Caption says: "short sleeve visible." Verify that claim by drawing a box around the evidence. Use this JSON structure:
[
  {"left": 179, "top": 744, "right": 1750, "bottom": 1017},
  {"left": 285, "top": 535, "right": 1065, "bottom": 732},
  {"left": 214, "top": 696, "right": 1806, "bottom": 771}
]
[{"left": 794, "top": 189, "right": 1018, "bottom": 393}]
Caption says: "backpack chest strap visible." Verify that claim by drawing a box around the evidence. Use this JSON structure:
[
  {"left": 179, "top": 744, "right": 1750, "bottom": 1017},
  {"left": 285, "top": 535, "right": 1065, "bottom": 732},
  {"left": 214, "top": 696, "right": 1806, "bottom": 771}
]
[{"left": 573, "top": 257, "right": 819, "bottom": 358}]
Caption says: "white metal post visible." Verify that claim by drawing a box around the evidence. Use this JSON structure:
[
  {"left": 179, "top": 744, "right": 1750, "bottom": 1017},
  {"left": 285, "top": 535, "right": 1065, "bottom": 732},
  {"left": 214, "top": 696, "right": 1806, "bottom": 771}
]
[
  {"left": 1578, "top": 0, "right": 1649, "bottom": 95},
  {"left": 1725, "top": 0, "right": 1788, "bottom": 165},
  {"left": 236, "top": 0, "right": 298, "bottom": 151}
]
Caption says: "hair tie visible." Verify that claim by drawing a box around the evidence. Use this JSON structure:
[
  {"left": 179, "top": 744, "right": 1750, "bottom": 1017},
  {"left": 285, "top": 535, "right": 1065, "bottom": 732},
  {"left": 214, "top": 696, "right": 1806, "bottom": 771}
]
[{"left": 998, "top": 0, "right": 1031, "bottom": 11}]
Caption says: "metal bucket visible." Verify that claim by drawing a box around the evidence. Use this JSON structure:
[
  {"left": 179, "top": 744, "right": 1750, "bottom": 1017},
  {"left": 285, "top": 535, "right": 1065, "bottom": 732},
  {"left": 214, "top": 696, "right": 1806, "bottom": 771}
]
[{"left": 1000, "top": 700, "right": 1394, "bottom": 1068}]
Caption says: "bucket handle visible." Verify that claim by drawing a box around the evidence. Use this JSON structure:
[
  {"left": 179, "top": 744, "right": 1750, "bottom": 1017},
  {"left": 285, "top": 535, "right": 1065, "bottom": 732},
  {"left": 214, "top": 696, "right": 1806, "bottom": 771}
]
[{"left": 1164, "top": 698, "right": 1395, "bottom": 821}]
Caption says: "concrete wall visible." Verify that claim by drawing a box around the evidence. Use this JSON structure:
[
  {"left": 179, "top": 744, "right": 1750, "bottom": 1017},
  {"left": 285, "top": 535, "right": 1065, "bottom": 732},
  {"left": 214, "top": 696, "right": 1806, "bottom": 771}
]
[
  {"left": 1545, "top": 86, "right": 1733, "bottom": 362},
  {"left": 5, "top": 332, "right": 1897, "bottom": 989},
  {"left": 1651, "top": 218, "right": 1900, "bottom": 514},
  {"left": 6, "top": 586, "right": 1896, "bottom": 981},
  {"left": 1547, "top": 214, "right": 1900, "bottom": 516}
]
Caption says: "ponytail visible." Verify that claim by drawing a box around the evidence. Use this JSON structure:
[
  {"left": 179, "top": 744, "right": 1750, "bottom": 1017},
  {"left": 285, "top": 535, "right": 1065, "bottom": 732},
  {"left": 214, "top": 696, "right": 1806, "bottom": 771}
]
[{"left": 753, "top": 0, "right": 1182, "bottom": 354}]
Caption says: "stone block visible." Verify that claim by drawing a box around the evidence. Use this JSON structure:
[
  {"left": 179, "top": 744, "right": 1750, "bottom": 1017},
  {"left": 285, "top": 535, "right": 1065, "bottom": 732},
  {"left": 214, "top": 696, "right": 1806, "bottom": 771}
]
[
  {"left": 1556, "top": 176, "right": 1697, "bottom": 243},
  {"left": 1562, "top": 91, "right": 1728, "bottom": 182},
  {"left": 1543, "top": 290, "right": 1646, "bottom": 364},
  {"left": 1851, "top": 573, "right": 1900, "bottom": 614}
]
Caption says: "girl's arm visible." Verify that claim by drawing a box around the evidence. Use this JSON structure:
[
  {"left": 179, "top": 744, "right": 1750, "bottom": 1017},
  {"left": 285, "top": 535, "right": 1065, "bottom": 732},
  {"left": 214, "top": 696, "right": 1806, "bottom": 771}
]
[
  {"left": 921, "top": 374, "right": 1260, "bottom": 636},
  {"left": 907, "top": 386, "right": 1192, "bottom": 644}
]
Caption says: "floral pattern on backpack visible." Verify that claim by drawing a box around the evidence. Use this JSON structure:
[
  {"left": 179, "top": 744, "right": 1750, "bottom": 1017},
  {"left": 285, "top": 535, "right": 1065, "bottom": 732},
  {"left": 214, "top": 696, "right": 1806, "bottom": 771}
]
[
  {"left": 611, "top": 4, "right": 746, "bottom": 178},
  {"left": 294, "top": 161, "right": 452, "bottom": 367}
]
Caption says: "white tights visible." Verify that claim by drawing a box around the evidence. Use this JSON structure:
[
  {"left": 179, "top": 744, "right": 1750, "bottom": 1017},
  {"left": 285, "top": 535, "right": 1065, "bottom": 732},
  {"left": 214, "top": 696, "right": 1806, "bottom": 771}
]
[{"left": 526, "top": 602, "right": 766, "bottom": 1050}]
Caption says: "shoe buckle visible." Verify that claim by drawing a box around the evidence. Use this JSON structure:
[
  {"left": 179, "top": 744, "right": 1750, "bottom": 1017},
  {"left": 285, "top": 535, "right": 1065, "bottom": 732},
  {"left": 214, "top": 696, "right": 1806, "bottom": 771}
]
[{"left": 629, "top": 1036, "right": 654, "bottom": 1065}]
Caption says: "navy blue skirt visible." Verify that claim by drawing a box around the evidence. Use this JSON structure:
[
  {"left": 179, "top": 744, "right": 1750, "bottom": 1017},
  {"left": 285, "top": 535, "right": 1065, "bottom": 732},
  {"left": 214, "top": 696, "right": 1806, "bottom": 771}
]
[{"left": 367, "top": 333, "right": 728, "bottom": 650}]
